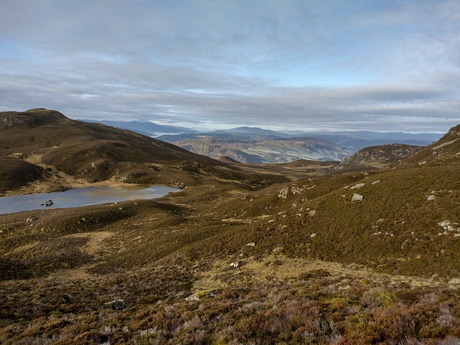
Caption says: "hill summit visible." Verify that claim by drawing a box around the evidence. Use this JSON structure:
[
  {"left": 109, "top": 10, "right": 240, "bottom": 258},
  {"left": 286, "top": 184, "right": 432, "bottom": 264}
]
[{"left": 0, "top": 108, "right": 71, "bottom": 128}]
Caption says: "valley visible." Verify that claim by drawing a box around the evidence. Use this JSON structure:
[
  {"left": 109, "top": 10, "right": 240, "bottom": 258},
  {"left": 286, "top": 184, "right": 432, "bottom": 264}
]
[{"left": 0, "top": 109, "right": 459, "bottom": 344}]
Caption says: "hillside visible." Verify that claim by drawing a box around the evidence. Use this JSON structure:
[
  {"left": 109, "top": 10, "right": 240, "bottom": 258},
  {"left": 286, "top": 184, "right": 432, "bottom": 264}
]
[
  {"left": 403, "top": 123, "right": 460, "bottom": 167},
  {"left": 0, "top": 116, "right": 459, "bottom": 344},
  {"left": 0, "top": 109, "right": 288, "bottom": 194},
  {"left": 337, "top": 143, "right": 422, "bottom": 171}
]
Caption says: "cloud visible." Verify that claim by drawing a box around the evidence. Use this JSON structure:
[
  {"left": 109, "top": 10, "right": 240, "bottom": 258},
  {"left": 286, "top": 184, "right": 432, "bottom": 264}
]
[{"left": 0, "top": 0, "right": 459, "bottom": 132}]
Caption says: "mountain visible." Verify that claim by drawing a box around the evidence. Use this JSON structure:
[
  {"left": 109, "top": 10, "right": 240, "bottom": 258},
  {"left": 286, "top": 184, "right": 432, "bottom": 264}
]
[
  {"left": 1, "top": 111, "right": 459, "bottom": 344},
  {"left": 91, "top": 121, "right": 441, "bottom": 164}
]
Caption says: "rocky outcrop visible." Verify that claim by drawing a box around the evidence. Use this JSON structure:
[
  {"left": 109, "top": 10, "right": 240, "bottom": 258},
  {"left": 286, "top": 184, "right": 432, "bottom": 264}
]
[{"left": 338, "top": 144, "right": 422, "bottom": 170}]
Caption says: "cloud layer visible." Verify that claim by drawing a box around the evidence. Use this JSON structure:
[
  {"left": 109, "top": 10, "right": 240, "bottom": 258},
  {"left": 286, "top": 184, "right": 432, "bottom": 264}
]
[{"left": 1, "top": 0, "right": 459, "bottom": 132}]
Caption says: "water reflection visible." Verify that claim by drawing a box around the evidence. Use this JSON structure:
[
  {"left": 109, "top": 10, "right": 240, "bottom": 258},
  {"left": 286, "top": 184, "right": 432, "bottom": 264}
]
[{"left": 0, "top": 185, "right": 179, "bottom": 215}]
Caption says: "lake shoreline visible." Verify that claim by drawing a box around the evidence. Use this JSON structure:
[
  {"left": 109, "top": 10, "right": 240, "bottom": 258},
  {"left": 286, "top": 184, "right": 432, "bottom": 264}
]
[
  {"left": 0, "top": 184, "right": 180, "bottom": 215},
  {"left": 1, "top": 179, "right": 175, "bottom": 197}
]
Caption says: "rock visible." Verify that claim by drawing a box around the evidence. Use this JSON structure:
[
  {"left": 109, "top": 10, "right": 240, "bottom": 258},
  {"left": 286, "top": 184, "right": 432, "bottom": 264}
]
[
  {"left": 371, "top": 180, "right": 380, "bottom": 185},
  {"left": 105, "top": 299, "right": 125, "bottom": 310},
  {"left": 40, "top": 200, "right": 54, "bottom": 207},
  {"left": 278, "top": 187, "right": 289, "bottom": 199},
  {"left": 310, "top": 233, "right": 317, "bottom": 238},
  {"left": 26, "top": 217, "right": 38, "bottom": 223},
  {"left": 278, "top": 186, "right": 306, "bottom": 199},
  {"left": 438, "top": 220, "right": 459, "bottom": 232},
  {"left": 246, "top": 242, "right": 256, "bottom": 247},
  {"left": 427, "top": 195, "right": 436, "bottom": 201},
  {"left": 350, "top": 183, "right": 365, "bottom": 190},
  {"left": 186, "top": 294, "right": 199, "bottom": 301},
  {"left": 181, "top": 291, "right": 192, "bottom": 299},
  {"left": 62, "top": 293, "right": 73, "bottom": 304},
  {"left": 351, "top": 193, "right": 364, "bottom": 202},
  {"left": 185, "top": 290, "right": 215, "bottom": 301},
  {"left": 230, "top": 261, "right": 240, "bottom": 268}
]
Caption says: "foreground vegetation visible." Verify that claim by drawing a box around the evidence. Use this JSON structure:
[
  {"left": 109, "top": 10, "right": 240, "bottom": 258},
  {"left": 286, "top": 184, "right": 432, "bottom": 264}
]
[{"left": 1, "top": 255, "right": 459, "bottom": 344}]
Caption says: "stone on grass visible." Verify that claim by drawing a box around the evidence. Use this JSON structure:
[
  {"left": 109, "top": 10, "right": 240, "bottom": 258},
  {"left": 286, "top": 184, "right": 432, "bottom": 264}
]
[
  {"left": 350, "top": 183, "right": 365, "bottom": 190},
  {"left": 351, "top": 193, "right": 364, "bottom": 202},
  {"left": 105, "top": 299, "right": 125, "bottom": 310}
]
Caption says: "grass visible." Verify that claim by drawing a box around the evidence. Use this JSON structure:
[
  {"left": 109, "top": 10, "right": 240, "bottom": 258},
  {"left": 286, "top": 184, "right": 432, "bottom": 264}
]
[
  {"left": 1, "top": 110, "right": 460, "bottom": 343},
  {"left": 0, "top": 255, "right": 459, "bottom": 344}
]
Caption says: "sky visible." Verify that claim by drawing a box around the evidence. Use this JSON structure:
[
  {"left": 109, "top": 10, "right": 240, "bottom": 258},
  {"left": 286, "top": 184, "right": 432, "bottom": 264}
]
[{"left": 1, "top": 0, "right": 460, "bottom": 133}]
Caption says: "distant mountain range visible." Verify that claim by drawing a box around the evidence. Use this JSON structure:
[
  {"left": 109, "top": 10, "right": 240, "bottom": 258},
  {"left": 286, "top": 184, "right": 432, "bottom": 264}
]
[
  {"left": 304, "top": 130, "right": 441, "bottom": 151},
  {"left": 83, "top": 121, "right": 442, "bottom": 164},
  {"left": 158, "top": 127, "right": 441, "bottom": 164}
]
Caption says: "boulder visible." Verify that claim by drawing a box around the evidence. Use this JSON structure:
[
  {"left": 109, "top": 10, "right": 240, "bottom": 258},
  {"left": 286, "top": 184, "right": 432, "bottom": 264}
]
[
  {"left": 350, "top": 183, "right": 365, "bottom": 190},
  {"left": 105, "top": 299, "right": 125, "bottom": 310},
  {"left": 40, "top": 200, "right": 54, "bottom": 207},
  {"left": 230, "top": 261, "right": 240, "bottom": 268},
  {"left": 351, "top": 193, "right": 364, "bottom": 202}
]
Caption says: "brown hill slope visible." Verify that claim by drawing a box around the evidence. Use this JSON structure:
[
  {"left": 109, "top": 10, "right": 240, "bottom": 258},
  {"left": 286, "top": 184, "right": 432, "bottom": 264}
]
[
  {"left": 182, "top": 125, "right": 460, "bottom": 279},
  {"left": 0, "top": 109, "right": 287, "bottom": 194},
  {"left": 402, "top": 123, "right": 460, "bottom": 167},
  {"left": 0, "top": 108, "right": 217, "bottom": 164},
  {"left": 0, "top": 158, "right": 44, "bottom": 194}
]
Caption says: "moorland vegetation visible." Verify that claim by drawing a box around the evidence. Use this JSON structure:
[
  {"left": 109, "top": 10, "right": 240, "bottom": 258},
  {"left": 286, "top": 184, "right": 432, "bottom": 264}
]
[{"left": 0, "top": 109, "right": 459, "bottom": 344}]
